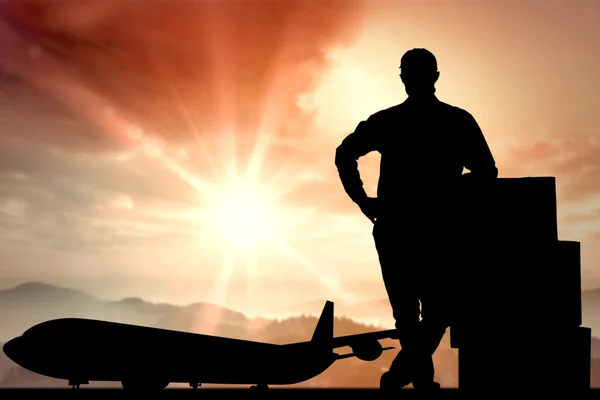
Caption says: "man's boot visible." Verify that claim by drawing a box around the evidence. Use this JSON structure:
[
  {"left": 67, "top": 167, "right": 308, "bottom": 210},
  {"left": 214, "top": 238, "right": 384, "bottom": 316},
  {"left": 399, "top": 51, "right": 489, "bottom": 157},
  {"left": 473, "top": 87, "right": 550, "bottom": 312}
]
[
  {"left": 412, "top": 356, "right": 441, "bottom": 399},
  {"left": 380, "top": 350, "right": 413, "bottom": 394},
  {"left": 414, "top": 381, "right": 441, "bottom": 399}
]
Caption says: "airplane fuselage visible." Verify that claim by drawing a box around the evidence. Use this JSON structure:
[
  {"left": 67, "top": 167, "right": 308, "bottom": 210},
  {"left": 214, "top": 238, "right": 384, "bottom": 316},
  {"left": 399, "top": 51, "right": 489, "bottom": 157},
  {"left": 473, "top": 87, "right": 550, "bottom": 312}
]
[{"left": 3, "top": 318, "right": 336, "bottom": 386}]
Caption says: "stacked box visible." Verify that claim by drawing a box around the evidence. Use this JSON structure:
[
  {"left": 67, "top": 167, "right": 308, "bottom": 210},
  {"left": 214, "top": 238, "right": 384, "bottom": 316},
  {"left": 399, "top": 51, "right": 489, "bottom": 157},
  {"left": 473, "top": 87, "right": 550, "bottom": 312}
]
[
  {"left": 450, "top": 240, "right": 582, "bottom": 348},
  {"left": 457, "top": 326, "right": 590, "bottom": 398},
  {"left": 457, "top": 177, "right": 558, "bottom": 243},
  {"left": 446, "top": 177, "right": 591, "bottom": 399},
  {"left": 577, "top": 327, "right": 592, "bottom": 391}
]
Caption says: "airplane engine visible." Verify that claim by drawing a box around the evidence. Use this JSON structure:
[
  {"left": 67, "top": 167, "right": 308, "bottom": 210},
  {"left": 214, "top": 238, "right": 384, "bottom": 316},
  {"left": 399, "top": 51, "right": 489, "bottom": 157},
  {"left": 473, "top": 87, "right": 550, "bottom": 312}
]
[{"left": 350, "top": 340, "right": 383, "bottom": 361}]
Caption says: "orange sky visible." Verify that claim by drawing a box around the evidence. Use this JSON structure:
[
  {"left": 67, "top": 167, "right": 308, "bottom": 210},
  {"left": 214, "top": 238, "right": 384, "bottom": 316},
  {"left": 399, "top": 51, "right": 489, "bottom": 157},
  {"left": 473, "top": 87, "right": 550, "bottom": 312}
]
[{"left": 0, "top": 0, "right": 599, "bottom": 315}]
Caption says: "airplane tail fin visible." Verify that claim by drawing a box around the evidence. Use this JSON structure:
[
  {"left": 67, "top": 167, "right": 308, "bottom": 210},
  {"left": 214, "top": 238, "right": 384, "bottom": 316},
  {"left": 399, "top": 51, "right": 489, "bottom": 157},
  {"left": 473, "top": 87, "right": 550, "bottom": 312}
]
[{"left": 311, "top": 301, "right": 334, "bottom": 343}]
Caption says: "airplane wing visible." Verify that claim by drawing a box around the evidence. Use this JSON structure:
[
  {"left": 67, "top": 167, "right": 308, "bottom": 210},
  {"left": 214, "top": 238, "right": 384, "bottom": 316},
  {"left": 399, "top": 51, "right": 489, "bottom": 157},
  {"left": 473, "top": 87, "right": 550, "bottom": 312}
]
[{"left": 331, "top": 328, "right": 398, "bottom": 349}]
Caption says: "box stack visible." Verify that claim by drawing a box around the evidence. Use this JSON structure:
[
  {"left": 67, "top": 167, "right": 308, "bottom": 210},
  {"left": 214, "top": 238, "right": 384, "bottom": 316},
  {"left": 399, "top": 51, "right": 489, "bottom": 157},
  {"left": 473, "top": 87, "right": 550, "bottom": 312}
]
[{"left": 448, "top": 177, "right": 591, "bottom": 398}]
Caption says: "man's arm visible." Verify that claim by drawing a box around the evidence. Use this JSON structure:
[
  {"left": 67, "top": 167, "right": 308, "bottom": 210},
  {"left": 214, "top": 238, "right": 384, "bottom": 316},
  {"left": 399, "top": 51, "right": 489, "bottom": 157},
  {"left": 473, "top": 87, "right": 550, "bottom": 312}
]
[
  {"left": 461, "top": 112, "right": 498, "bottom": 178},
  {"left": 334, "top": 119, "right": 379, "bottom": 205}
]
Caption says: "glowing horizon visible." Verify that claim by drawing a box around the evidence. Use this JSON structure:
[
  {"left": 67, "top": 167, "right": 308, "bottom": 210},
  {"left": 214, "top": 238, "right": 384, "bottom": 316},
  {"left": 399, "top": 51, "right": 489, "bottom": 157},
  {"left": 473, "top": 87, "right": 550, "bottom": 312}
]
[{"left": 1, "top": 0, "right": 600, "bottom": 324}]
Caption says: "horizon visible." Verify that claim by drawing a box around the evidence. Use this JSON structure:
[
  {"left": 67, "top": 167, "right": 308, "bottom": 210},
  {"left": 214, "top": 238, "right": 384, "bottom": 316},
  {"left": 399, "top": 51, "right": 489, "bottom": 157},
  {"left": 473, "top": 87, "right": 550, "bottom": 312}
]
[
  {"left": 0, "top": 280, "right": 393, "bottom": 319},
  {"left": 0, "top": 280, "right": 401, "bottom": 343},
  {"left": 3, "top": 279, "right": 600, "bottom": 309},
  {"left": 1, "top": 0, "right": 600, "bottom": 315},
  {"left": 2, "top": 280, "right": 600, "bottom": 338}
]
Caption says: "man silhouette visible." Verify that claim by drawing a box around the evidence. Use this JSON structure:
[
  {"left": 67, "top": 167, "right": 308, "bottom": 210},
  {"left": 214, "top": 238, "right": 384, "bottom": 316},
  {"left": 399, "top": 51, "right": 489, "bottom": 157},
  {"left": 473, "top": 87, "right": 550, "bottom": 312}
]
[{"left": 334, "top": 48, "right": 498, "bottom": 393}]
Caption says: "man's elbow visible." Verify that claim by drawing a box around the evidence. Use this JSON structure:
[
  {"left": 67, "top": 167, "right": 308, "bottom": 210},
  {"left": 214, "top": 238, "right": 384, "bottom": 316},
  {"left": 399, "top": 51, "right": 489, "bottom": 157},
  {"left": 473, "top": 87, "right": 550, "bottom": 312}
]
[
  {"left": 491, "top": 165, "right": 499, "bottom": 178},
  {"left": 485, "top": 165, "right": 499, "bottom": 178},
  {"left": 334, "top": 145, "right": 348, "bottom": 168}
]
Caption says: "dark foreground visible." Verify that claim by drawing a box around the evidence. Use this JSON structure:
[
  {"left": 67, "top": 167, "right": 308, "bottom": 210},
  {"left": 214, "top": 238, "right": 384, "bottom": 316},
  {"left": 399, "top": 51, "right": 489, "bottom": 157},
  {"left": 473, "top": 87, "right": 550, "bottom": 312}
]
[{"left": 1, "top": 389, "right": 600, "bottom": 399}]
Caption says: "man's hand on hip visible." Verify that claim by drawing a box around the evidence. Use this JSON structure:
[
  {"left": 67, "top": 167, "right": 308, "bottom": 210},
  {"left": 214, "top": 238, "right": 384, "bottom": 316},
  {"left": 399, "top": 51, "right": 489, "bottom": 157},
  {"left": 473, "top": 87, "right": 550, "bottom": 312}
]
[{"left": 357, "top": 197, "right": 380, "bottom": 223}]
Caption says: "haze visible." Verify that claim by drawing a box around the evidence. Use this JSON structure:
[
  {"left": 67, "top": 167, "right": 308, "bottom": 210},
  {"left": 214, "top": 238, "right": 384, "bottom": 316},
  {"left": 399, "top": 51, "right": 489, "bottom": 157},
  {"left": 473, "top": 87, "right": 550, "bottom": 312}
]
[{"left": 1, "top": 0, "right": 599, "bottom": 315}]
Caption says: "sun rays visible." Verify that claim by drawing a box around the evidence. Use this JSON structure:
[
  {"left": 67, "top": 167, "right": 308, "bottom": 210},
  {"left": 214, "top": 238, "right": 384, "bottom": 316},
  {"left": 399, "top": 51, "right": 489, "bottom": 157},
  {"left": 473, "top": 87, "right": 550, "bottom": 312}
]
[
  {"left": 0, "top": 7, "right": 356, "bottom": 335},
  {"left": 97, "top": 98, "right": 348, "bottom": 335}
]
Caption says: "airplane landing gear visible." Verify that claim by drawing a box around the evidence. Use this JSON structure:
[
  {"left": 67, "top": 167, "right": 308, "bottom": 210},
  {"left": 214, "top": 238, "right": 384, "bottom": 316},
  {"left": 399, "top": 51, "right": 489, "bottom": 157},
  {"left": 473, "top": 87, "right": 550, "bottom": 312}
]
[
  {"left": 69, "top": 379, "right": 88, "bottom": 389},
  {"left": 250, "top": 383, "right": 269, "bottom": 391},
  {"left": 189, "top": 382, "right": 201, "bottom": 390}
]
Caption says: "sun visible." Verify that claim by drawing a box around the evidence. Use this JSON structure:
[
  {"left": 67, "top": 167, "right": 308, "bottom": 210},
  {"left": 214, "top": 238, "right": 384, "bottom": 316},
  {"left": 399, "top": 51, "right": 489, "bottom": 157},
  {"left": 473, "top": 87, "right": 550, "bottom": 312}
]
[{"left": 208, "top": 183, "right": 278, "bottom": 251}]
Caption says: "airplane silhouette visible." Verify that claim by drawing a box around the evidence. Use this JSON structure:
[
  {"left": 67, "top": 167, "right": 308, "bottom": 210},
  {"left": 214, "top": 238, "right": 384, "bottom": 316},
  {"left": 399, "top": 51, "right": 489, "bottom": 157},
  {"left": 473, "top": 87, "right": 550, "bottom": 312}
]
[{"left": 3, "top": 301, "right": 397, "bottom": 392}]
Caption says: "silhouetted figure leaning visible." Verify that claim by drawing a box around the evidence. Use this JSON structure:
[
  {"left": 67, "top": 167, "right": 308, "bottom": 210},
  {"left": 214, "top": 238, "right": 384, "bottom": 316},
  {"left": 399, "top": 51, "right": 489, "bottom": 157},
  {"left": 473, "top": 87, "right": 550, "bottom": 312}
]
[{"left": 334, "top": 48, "right": 498, "bottom": 394}]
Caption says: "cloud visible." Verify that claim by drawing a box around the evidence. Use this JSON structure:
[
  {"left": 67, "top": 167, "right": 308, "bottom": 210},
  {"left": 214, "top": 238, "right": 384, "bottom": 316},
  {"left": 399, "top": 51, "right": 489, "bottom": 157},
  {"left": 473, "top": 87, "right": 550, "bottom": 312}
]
[
  {"left": 0, "top": 0, "right": 365, "bottom": 153},
  {"left": 0, "top": 135, "right": 220, "bottom": 257},
  {"left": 499, "top": 137, "right": 600, "bottom": 204},
  {"left": 0, "top": 133, "right": 205, "bottom": 207},
  {"left": 0, "top": 172, "right": 203, "bottom": 255},
  {"left": 0, "top": 0, "right": 370, "bottom": 262},
  {"left": 0, "top": 77, "right": 112, "bottom": 153},
  {"left": 561, "top": 208, "right": 600, "bottom": 225}
]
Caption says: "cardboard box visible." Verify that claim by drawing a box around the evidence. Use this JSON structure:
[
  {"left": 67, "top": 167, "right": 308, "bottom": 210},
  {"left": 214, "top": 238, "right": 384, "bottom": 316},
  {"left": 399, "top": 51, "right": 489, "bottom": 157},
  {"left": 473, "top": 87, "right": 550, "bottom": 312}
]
[
  {"left": 450, "top": 240, "right": 581, "bottom": 348},
  {"left": 457, "top": 326, "right": 591, "bottom": 398},
  {"left": 458, "top": 177, "right": 558, "bottom": 243}
]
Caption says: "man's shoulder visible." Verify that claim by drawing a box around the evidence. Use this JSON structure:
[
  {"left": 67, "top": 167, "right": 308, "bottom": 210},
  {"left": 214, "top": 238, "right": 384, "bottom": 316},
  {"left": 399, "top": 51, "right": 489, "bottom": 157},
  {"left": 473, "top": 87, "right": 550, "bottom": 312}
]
[
  {"left": 367, "top": 104, "right": 404, "bottom": 121},
  {"left": 438, "top": 101, "right": 471, "bottom": 116},
  {"left": 365, "top": 101, "right": 473, "bottom": 123}
]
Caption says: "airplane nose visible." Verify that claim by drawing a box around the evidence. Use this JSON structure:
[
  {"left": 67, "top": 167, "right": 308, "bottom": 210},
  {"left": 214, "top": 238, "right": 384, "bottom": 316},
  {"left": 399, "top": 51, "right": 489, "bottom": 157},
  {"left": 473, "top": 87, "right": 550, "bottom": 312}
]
[{"left": 3, "top": 337, "right": 24, "bottom": 364}]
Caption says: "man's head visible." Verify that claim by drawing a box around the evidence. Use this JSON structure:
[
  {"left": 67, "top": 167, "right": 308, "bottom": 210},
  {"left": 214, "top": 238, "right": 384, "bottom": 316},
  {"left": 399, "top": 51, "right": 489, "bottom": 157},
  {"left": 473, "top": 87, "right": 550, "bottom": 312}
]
[{"left": 399, "top": 48, "right": 439, "bottom": 97}]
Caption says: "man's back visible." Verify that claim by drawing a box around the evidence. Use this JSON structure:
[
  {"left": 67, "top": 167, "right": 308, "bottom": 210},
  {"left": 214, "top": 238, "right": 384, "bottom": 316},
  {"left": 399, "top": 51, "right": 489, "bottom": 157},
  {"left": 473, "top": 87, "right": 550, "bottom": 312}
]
[
  {"left": 374, "top": 98, "right": 467, "bottom": 190},
  {"left": 336, "top": 96, "right": 497, "bottom": 220}
]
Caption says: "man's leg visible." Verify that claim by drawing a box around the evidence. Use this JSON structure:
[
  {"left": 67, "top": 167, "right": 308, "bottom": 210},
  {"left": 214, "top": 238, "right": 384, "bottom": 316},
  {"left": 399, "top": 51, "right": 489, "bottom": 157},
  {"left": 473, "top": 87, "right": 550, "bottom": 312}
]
[
  {"left": 373, "top": 221, "right": 421, "bottom": 386},
  {"left": 413, "top": 246, "right": 456, "bottom": 388},
  {"left": 410, "top": 318, "right": 448, "bottom": 388}
]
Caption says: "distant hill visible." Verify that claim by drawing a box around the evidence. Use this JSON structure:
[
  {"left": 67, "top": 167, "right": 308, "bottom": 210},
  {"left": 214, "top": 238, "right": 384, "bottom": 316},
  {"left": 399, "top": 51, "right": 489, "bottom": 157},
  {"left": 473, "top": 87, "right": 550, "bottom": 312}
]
[
  {"left": 593, "top": 337, "right": 600, "bottom": 359},
  {"left": 0, "top": 282, "right": 104, "bottom": 340},
  {"left": 0, "top": 343, "right": 12, "bottom": 381},
  {"left": 0, "top": 281, "right": 458, "bottom": 389},
  {"left": 285, "top": 287, "right": 600, "bottom": 339},
  {"left": 582, "top": 288, "right": 600, "bottom": 337},
  {"left": 0, "top": 315, "right": 458, "bottom": 389},
  {"left": 5, "top": 282, "right": 597, "bottom": 341},
  {"left": 0, "top": 282, "right": 266, "bottom": 342},
  {"left": 268, "top": 298, "right": 394, "bottom": 328},
  {"left": 1, "top": 282, "right": 599, "bottom": 389}
]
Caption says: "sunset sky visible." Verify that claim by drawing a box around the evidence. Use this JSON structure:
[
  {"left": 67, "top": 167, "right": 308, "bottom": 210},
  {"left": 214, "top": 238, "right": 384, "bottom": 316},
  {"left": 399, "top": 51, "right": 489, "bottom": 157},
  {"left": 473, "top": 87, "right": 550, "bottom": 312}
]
[{"left": 1, "top": 0, "right": 599, "bottom": 316}]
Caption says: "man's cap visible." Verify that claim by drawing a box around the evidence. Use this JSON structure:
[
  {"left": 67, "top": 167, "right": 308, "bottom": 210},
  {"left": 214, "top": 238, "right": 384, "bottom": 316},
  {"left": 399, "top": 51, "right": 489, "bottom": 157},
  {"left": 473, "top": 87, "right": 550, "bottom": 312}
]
[{"left": 400, "top": 48, "right": 438, "bottom": 72}]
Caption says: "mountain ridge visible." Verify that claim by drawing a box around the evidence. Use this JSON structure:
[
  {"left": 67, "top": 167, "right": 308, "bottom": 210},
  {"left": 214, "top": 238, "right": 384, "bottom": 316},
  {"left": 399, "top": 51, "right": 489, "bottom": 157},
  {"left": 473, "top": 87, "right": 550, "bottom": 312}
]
[
  {"left": 0, "top": 284, "right": 417, "bottom": 389},
  {"left": 2, "top": 281, "right": 598, "bottom": 340},
  {"left": 0, "top": 281, "right": 263, "bottom": 342},
  {"left": 1, "top": 281, "right": 599, "bottom": 388}
]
